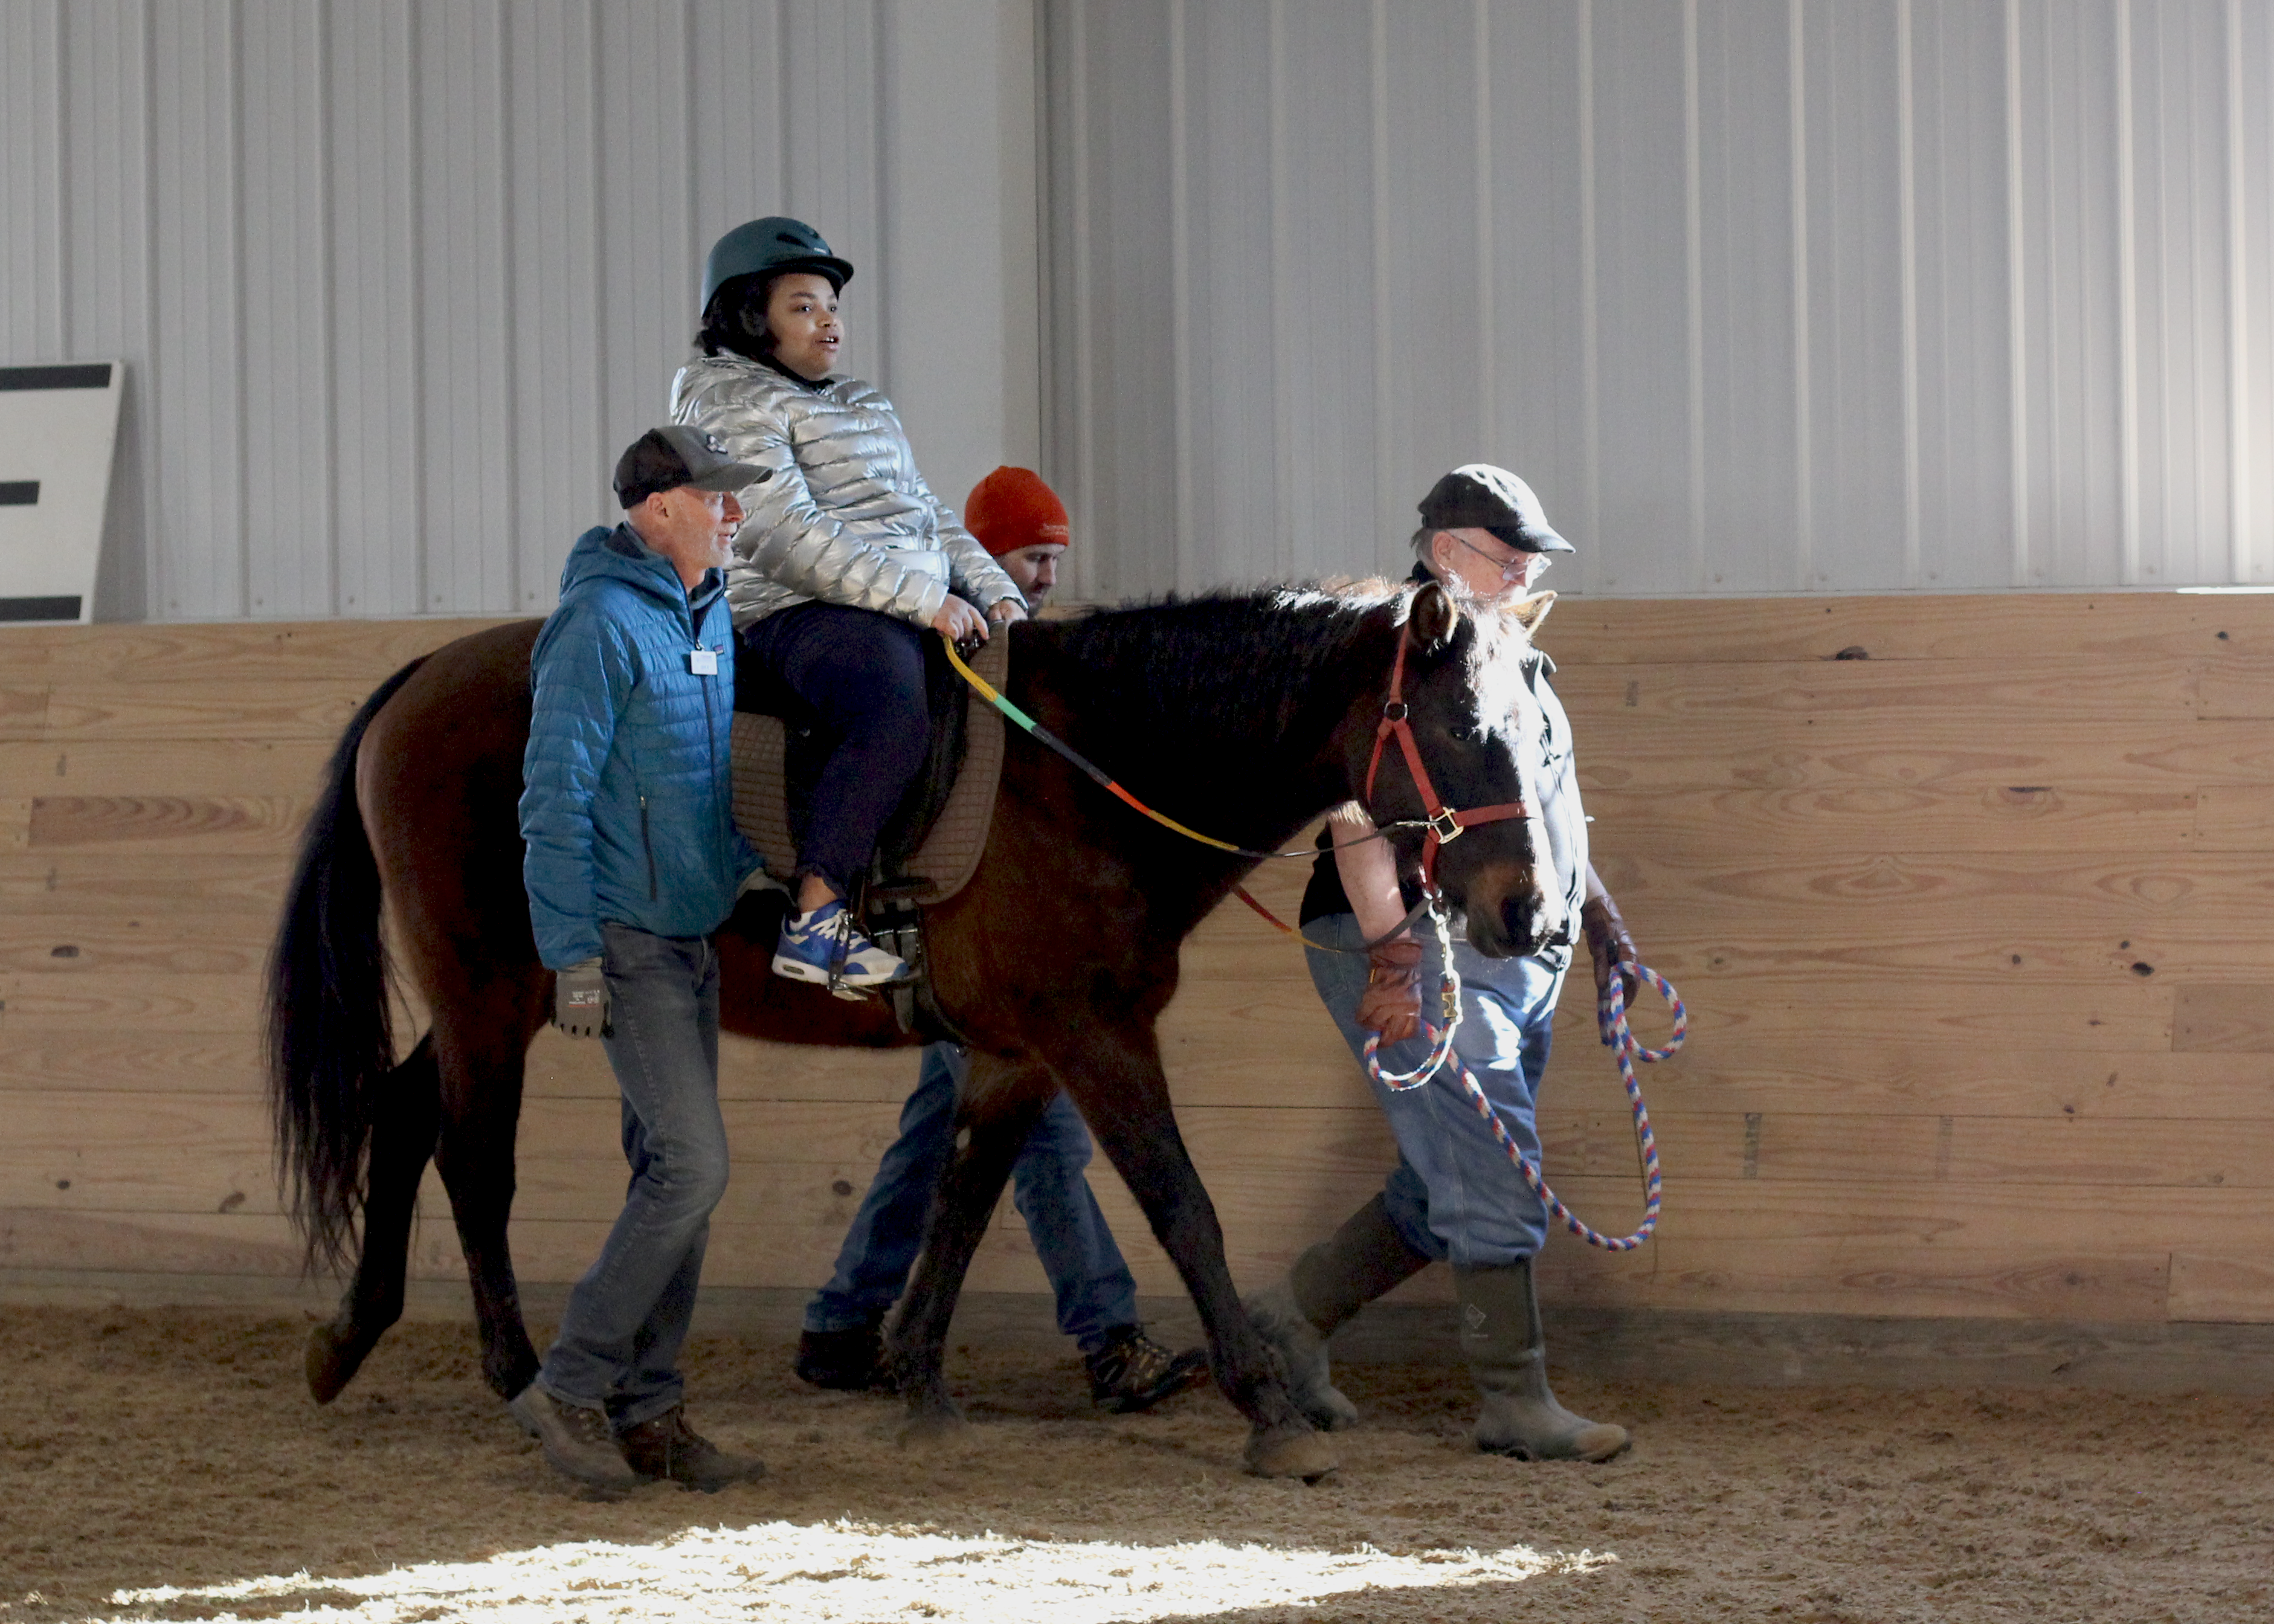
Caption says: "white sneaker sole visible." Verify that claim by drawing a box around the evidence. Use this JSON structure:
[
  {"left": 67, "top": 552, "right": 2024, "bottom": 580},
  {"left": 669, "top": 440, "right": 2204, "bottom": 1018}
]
[{"left": 771, "top": 952, "right": 910, "bottom": 990}]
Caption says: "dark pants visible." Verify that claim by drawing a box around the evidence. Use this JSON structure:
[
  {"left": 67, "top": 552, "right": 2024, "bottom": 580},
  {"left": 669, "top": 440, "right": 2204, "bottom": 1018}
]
[
  {"left": 740, "top": 601, "right": 929, "bottom": 896},
  {"left": 536, "top": 923, "right": 726, "bottom": 1428},
  {"left": 802, "top": 1042, "right": 1139, "bottom": 1354}
]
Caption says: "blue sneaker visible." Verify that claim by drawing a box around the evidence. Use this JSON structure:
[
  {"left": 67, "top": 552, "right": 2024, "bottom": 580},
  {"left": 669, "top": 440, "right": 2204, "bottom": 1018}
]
[{"left": 773, "top": 899, "right": 910, "bottom": 994}]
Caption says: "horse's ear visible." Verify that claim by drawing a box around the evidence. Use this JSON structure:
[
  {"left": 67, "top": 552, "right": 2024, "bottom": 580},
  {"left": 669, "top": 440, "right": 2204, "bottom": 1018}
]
[
  {"left": 1409, "top": 581, "right": 1460, "bottom": 653},
  {"left": 1511, "top": 588, "right": 1556, "bottom": 634}
]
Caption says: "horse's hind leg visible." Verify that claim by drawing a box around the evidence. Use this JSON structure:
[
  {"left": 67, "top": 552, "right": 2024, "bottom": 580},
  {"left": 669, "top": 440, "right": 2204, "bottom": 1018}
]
[
  {"left": 306, "top": 1036, "right": 440, "bottom": 1403},
  {"left": 431, "top": 993, "right": 550, "bottom": 1402},
  {"left": 1060, "top": 1028, "right": 1337, "bottom": 1482},
  {"left": 883, "top": 1055, "right": 1055, "bottom": 1437}
]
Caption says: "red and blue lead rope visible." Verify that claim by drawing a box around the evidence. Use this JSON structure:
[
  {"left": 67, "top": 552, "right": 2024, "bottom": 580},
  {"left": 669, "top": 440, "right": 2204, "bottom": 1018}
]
[{"left": 1362, "top": 908, "right": 1684, "bottom": 1253}]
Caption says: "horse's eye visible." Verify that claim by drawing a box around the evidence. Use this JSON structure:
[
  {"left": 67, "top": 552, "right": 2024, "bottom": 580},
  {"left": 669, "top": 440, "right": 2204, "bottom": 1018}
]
[{"left": 1448, "top": 723, "right": 1476, "bottom": 742}]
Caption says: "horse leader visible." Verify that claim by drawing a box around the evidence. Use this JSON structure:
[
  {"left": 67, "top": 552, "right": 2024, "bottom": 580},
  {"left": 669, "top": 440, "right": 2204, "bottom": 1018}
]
[{"left": 267, "top": 216, "right": 1651, "bottom": 1491}]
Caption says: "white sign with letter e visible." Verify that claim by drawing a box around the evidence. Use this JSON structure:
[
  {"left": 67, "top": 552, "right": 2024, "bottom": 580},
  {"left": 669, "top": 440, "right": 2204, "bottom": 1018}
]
[{"left": 0, "top": 362, "right": 124, "bottom": 625}]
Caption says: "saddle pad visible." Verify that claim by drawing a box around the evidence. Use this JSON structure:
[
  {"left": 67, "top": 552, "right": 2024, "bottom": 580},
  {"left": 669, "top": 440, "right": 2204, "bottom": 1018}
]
[{"left": 731, "top": 628, "right": 1009, "bottom": 907}]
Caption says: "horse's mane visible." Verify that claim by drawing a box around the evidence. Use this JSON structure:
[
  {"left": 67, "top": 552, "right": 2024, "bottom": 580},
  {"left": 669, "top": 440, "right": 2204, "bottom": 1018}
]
[
  {"left": 1046, "top": 578, "right": 1543, "bottom": 747},
  {"left": 1046, "top": 580, "right": 1411, "bottom": 744}
]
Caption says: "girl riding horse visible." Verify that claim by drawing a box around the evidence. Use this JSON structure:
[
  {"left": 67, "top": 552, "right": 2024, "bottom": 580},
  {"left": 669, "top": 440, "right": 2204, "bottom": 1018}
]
[{"left": 670, "top": 217, "right": 1026, "bottom": 993}]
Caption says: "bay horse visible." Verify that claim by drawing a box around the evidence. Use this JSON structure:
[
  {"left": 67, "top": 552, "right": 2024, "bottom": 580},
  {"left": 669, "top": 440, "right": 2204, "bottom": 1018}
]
[{"left": 267, "top": 578, "right": 1561, "bottom": 1480}]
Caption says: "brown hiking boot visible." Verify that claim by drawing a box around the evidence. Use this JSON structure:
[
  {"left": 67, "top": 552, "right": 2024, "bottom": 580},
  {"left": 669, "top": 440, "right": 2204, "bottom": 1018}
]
[
  {"left": 508, "top": 1383, "right": 640, "bottom": 1491},
  {"left": 1085, "top": 1326, "right": 1211, "bottom": 1414},
  {"left": 617, "top": 1406, "right": 766, "bottom": 1492}
]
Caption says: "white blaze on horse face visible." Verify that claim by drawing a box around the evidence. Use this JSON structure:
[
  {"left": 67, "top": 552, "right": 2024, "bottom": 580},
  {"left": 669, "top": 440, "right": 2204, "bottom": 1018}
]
[{"left": 1464, "top": 605, "right": 1568, "bottom": 952}]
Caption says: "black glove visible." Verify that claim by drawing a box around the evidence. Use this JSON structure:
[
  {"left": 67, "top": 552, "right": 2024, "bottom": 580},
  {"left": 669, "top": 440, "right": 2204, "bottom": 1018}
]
[{"left": 554, "top": 958, "right": 609, "bottom": 1039}]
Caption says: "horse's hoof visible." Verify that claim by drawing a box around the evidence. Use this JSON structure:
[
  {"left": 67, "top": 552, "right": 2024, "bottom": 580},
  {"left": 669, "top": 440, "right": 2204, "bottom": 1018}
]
[
  {"left": 898, "top": 1393, "right": 967, "bottom": 1447},
  {"left": 1244, "top": 1422, "right": 1338, "bottom": 1482},
  {"left": 304, "top": 1323, "right": 367, "bottom": 1406}
]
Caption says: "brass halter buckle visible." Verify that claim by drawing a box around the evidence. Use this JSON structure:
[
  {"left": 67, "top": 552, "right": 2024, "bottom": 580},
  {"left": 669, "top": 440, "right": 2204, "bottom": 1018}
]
[{"left": 1425, "top": 806, "right": 1465, "bottom": 844}]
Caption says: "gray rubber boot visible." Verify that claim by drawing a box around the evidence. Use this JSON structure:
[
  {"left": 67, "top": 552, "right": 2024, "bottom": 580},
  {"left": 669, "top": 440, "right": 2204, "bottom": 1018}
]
[
  {"left": 1243, "top": 1194, "right": 1433, "bottom": 1431},
  {"left": 1454, "top": 1259, "right": 1630, "bottom": 1463}
]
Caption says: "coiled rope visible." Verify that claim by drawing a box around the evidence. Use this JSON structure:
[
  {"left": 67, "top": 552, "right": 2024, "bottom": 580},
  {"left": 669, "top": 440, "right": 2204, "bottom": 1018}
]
[{"left": 1362, "top": 904, "right": 1684, "bottom": 1252}]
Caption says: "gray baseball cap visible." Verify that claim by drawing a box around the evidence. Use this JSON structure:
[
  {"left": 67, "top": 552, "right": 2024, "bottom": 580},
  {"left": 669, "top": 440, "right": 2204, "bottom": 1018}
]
[
  {"left": 1417, "top": 463, "right": 1573, "bottom": 553},
  {"left": 613, "top": 424, "right": 771, "bottom": 508}
]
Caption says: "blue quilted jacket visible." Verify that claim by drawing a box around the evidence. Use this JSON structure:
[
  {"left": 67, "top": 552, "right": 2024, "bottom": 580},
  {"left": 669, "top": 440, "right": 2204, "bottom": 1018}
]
[{"left": 520, "top": 523, "right": 759, "bottom": 969}]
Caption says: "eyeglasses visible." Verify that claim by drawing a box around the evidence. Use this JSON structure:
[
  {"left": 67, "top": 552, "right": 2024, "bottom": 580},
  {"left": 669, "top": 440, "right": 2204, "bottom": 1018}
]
[{"left": 1446, "top": 531, "right": 1549, "bottom": 582}]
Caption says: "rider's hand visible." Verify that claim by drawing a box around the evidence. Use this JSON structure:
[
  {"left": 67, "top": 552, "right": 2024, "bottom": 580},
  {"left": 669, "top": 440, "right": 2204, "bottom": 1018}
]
[
  {"left": 931, "top": 596, "right": 988, "bottom": 644},
  {"left": 1581, "top": 894, "right": 1641, "bottom": 1033},
  {"left": 1354, "top": 938, "right": 1425, "bottom": 1043},
  {"left": 553, "top": 958, "right": 609, "bottom": 1039},
  {"left": 987, "top": 598, "right": 1027, "bottom": 625}
]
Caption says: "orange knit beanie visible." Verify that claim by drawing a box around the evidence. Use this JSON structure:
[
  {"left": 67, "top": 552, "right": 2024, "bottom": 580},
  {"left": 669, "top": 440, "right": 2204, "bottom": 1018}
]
[{"left": 964, "top": 466, "right": 1072, "bottom": 556}]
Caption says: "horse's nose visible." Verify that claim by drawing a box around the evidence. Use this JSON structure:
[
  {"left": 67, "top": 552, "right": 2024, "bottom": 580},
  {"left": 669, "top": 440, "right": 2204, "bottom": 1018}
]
[
  {"left": 1500, "top": 881, "right": 1569, "bottom": 958},
  {"left": 1498, "top": 892, "right": 1539, "bottom": 956}
]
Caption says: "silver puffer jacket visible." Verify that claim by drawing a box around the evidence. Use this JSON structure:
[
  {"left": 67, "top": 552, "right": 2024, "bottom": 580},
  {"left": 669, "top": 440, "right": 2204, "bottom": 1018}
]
[{"left": 669, "top": 353, "right": 1021, "bottom": 630}]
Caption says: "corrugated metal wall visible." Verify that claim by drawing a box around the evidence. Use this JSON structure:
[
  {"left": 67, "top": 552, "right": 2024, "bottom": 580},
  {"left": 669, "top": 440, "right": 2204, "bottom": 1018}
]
[
  {"left": 0, "top": 0, "right": 1037, "bottom": 622},
  {"left": 11, "top": 1, "right": 2273, "bottom": 617},
  {"left": 1043, "top": 0, "right": 2274, "bottom": 602}
]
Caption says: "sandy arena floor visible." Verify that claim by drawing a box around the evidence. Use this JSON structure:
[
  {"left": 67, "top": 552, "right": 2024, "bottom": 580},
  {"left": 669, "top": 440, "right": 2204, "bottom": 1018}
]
[{"left": 1, "top": 1306, "right": 2269, "bottom": 1623}]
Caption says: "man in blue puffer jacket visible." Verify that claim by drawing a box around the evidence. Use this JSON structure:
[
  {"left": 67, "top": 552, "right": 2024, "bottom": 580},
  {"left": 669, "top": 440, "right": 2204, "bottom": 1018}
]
[{"left": 513, "top": 425, "right": 769, "bottom": 1494}]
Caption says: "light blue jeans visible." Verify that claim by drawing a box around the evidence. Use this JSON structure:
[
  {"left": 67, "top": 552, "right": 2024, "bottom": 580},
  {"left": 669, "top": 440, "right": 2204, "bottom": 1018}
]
[
  {"left": 804, "top": 1042, "right": 1139, "bottom": 1353},
  {"left": 536, "top": 922, "right": 728, "bottom": 1428},
  {"left": 1305, "top": 912, "right": 1568, "bottom": 1268}
]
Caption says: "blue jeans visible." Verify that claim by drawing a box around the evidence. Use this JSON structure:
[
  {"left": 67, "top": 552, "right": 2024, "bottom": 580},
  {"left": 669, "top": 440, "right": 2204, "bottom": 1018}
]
[
  {"left": 739, "top": 601, "right": 931, "bottom": 896},
  {"left": 536, "top": 923, "right": 729, "bottom": 1428},
  {"left": 1306, "top": 912, "right": 1567, "bottom": 1268},
  {"left": 804, "top": 1042, "right": 1139, "bottom": 1353}
]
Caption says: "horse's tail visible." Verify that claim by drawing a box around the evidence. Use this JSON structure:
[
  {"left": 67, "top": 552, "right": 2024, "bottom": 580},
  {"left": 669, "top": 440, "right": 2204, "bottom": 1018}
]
[{"left": 266, "top": 656, "right": 429, "bottom": 1275}]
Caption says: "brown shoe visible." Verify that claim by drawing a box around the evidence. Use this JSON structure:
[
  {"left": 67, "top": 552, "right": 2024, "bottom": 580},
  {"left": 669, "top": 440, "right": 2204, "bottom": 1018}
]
[
  {"left": 617, "top": 1406, "right": 766, "bottom": 1492},
  {"left": 508, "top": 1384, "right": 640, "bottom": 1490},
  {"left": 1085, "top": 1326, "right": 1211, "bottom": 1414}
]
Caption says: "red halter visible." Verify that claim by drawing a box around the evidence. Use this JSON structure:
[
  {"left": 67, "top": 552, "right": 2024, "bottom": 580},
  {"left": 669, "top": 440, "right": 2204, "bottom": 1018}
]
[{"left": 1363, "top": 623, "right": 1530, "bottom": 888}]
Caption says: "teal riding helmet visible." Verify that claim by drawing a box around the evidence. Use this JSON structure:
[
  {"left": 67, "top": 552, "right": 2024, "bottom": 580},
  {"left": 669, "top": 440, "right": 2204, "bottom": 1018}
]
[{"left": 701, "top": 217, "right": 855, "bottom": 315}]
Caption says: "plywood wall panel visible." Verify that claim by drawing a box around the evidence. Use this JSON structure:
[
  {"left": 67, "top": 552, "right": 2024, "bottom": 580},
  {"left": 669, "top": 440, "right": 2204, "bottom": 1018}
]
[{"left": 4, "top": 595, "right": 2274, "bottom": 1331}]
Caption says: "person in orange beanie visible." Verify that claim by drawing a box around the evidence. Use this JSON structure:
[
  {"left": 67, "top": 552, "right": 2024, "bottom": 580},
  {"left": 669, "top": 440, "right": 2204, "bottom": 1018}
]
[
  {"left": 796, "top": 467, "right": 1209, "bottom": 1413},
  {"left": 964, "top": 465, "right": 1071, "bottom": 602}
]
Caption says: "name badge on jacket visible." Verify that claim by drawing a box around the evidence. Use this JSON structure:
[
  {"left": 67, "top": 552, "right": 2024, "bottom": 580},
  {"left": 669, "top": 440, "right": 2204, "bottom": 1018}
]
[{"left": 688, "top": 646, "right": 720, "bottom": 677}]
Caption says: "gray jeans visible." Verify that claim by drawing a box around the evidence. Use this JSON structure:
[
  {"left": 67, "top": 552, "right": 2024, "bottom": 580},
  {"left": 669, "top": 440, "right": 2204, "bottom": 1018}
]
[{"left": 536, "top": 922, "right": 726, "bottom": 1428}]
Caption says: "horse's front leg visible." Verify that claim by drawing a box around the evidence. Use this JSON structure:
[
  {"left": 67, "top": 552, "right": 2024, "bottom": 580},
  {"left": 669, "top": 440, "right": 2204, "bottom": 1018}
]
[
  {"left": 1058, "top": 1025, "right": 1338, "bottom": 1483},
  {"left": 883, "top": 1054, "right": 1054, "bottom": 1438}
]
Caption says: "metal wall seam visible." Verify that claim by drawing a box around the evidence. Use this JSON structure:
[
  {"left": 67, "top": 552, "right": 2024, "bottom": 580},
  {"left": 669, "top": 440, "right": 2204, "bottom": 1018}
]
[
  {"left": 1369, "top": 0, "right": 1394, "bottom": 560},
  {"left": 1069, "top": 0, "right": 1096, "bottom": 599},
  {"left": 315, "top": 0, "right": 339, "bottom": 617},
  {"left": 1267, "top": 0, "right": 1293, "bottom": 585},
  {"left": 1472, "top": 0, "right": 1494, "bottom": 461},
  {"left": 1576, "top": 0, "right": 1600, "bottom": 596},
  {"left": 2226, "top": 0, "right": 2250, "bottom": 584},
  {"left": 1682, "top": 0, "right": 1704, "bottom": 593},
  {"left": 498, "top": 0, "right": 518, "bottom": 614},
  {"left": 1168, "top": 0, "right": 1193, "bottom": 593},
  {"left": 2006, "top": 0, "right": 2030, "bottom": 586},
  {"left": 1897, "top": 0, "right": 1922, "bottom": 590},
  {"left": 2115, "top": 0, "right": 2140, "bottom": 585},
  {"left": 44, "top": 0, "right": 68, "bottom": 357},
  {"left": 1788, "top": 0, "right": 1812, "bottom": 592}
]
